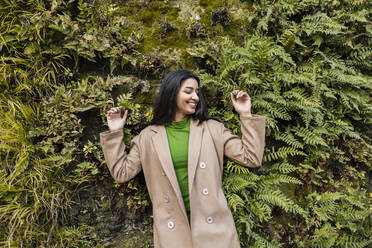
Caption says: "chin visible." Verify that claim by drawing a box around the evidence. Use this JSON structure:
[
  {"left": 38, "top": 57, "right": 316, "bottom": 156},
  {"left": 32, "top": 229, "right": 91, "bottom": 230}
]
[{"left": 187, "top": 109, "right": 196, "bottom": 115}]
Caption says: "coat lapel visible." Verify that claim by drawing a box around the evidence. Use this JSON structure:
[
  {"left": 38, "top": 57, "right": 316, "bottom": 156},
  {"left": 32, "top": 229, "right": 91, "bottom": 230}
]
[
  {"left": 188, "top": 119, "right": 204, "bottom": 197},
  {"left": 150, "top": 125, "right": 188, "bottom": 220}
]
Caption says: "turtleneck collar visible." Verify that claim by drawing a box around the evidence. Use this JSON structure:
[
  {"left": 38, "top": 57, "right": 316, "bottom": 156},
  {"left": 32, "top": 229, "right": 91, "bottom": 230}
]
[{"left": 166, "top": 116, "right": 190, "bottom": 129}]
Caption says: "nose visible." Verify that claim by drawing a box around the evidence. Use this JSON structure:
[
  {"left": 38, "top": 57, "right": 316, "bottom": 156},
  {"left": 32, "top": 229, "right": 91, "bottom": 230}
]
[{"left": 191, "top": 92, "right": 199, "bottom": 101}]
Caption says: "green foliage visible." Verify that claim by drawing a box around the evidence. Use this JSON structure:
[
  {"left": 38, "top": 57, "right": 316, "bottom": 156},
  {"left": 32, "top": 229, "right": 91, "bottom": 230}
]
[
  {"left": 57, "top": 224, "right": 104, "bottom": 248},
  {"left": 1, "top": 0, "right": 371, "bottom": 247},
  {"left": 199, "top": 0, "right": 371, "bottom": 245},
  {"left": 0, "top": 97, "right": 77, "bottom": 246}
]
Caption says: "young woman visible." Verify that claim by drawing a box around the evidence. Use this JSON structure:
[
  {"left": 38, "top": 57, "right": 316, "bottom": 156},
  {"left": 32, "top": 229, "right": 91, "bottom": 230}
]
[{"left": 100, "top": 70, "right": 266, "bottom": 248}]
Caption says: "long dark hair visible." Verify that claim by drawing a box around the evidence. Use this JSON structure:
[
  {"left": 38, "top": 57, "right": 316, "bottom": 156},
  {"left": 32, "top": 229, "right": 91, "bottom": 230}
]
[{"left": 150, "top": 70, "right": 211, "bottom": 125}]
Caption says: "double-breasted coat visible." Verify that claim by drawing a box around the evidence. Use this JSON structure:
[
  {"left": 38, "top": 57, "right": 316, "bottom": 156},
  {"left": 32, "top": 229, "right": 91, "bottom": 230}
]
[{"left": 100, "top": 114, "right": 266, "bottom": 248}]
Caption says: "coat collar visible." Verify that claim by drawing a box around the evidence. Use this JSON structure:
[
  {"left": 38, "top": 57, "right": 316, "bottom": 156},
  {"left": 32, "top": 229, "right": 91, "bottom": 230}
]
[{"left": 149, "top": 118, "right": 204, "bottom": 221}]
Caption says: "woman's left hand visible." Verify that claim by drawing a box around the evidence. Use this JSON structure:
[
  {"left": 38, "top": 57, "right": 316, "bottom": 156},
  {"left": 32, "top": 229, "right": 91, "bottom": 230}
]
[{"left": 230, "top": 90, "right": 252, "bottom": 117}]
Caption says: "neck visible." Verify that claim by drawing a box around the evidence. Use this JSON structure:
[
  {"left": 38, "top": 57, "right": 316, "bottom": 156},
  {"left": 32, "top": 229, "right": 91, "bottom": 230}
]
[{"left": 174, "top": 112, "right": 187, "bottom": 121}]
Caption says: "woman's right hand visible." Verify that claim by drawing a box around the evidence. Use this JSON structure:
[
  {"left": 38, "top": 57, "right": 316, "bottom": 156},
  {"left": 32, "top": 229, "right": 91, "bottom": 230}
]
[{"left": 107, "top": 106, "right": 128, "bottom": 131}]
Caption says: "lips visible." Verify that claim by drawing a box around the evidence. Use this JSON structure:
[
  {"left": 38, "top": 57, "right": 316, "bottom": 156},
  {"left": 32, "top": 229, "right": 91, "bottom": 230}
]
[{"left": 187, "top": 101, "right": 197, "bottom": 109}]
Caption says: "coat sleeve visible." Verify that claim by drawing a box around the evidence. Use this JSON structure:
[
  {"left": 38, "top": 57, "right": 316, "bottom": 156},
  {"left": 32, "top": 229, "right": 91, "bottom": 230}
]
[
  {"left": 222, "top": 114, "right": 266, "bottom": 168},
  {"left": 100, "top": 129, "right": 142, "bottom": 183}
]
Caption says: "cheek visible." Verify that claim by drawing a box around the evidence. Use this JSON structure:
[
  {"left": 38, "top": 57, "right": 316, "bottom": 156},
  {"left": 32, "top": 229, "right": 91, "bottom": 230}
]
[
  {"left": 179, "top": 94, "right": 187, "bottom": 103},
  {"left": 176, "top": 94, "right": 185, "bottom": 109}
]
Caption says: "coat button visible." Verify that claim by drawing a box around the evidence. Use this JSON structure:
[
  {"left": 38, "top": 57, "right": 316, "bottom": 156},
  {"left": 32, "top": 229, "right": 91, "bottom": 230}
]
[
  {"left": 200, "top": 162, "right": 206, "bottom": 169},
  {"left": 168, "top": 221, "right": 175, "bottom": 229},
  {"left": 206, "top": 216, "right": 214, "bottom": 224},
  {"left": 202, "top": 188, "right": 209, "bottom": 195},
  {"left": 164, "top": 194, "right": 169, "bottom": 203}
]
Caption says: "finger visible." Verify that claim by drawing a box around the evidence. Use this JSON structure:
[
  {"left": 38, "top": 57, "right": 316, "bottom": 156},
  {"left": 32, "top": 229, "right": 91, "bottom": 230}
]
[
  {"left": 231, "top": 92, "right": 237, "bottom": 103},
  {"left": 107, "top": 113, "right": 116, "bottom": 120},
  {"left": 109, "top": 110, "right": 121, "bottom": 116},
  {"left": 232, "top": 90, "right": 240, "bottom": 98},
  {"left": 239, "top": 91, "right": 250, "bottom": 99},
  {"left": 112, "top": 107, "right": 121, "bottom": 113},
  {"left": 122, "top": 109, "right": 128, "bottom": 122},
  {"left": 244, "top": 93, "right": 251, "bottom": 101},
  {"left": 236, "top": 91, "right": 242, "bottom": 99},
  {"left": 118, "top": 106, "right": 124, "bottom": 116},
  {"left": 237, "top": 90, "right": 246, "bottom": 99},
  {"left": 239, "top": 91, "right": 249, "bottom": 99}
]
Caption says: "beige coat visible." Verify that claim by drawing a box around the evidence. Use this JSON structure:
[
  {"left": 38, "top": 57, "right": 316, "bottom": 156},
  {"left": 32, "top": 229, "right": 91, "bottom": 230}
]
[{"left": 100, "top": 115, "right": 266, "bottom": 248}]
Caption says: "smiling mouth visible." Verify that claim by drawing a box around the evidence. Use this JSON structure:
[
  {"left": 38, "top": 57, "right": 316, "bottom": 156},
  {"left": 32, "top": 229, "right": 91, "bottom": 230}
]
[{"left": 188, "top": 102, "right": 197, "bottom": 108}]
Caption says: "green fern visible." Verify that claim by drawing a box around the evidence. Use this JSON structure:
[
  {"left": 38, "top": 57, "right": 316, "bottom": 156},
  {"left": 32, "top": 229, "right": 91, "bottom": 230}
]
[
  {"left": 293, "top": 127, "right": 329, "bottom": 147},
  {"left": 264, "top": 146, "right": 307, "bottom": 162}
]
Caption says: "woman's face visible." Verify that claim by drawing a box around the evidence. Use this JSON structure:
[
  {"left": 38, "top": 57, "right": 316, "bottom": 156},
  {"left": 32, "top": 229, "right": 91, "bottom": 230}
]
[{"left": 175, "top": 78, "right": 200, "bottom": 120}]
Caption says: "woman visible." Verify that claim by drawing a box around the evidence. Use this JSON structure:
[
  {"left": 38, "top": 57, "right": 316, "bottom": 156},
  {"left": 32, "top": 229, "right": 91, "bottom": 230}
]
[{"left": 100, "top": 70, "right": 266, "bottom": 248}]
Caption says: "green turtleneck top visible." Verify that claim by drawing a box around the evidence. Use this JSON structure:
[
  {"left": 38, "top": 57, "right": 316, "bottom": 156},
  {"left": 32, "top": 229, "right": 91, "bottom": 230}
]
[{"left": 165, "top": 116, "right": 190, "bottom": 219}]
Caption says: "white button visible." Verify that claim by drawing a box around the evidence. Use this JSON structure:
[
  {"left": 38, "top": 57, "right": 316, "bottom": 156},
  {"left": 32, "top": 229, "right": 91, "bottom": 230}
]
[
  {"left": 168, "top": 221, "right": 175, "bottom": 229},
  {"left": 161, "top": 170, "right": 166, "bottom": 176},
  {"left": 202, "top": 188, "right": 209, "bottom": 195},
  {"left": 206, "top": 216, "right": 214, "bottom": 224},
  {"left": 200, "top": 162, "right": 206, "bottom": 169},
  {"left": 164, "top": 195, "right": 169, "bottom": 203}
]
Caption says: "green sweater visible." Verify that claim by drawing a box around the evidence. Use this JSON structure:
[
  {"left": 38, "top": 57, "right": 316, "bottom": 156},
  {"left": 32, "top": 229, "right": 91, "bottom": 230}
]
[{"left": 165, "top": 116, "right": 190, "bottom": 219}]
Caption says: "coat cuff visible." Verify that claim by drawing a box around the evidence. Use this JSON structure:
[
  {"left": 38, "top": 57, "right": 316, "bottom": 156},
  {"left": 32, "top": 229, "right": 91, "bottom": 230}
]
[
  {"left": 239, "top": 114, "right": 266, "bottom": 166},
  {"left": 100, "top": 129, "right": 123, "bottom": 145}
]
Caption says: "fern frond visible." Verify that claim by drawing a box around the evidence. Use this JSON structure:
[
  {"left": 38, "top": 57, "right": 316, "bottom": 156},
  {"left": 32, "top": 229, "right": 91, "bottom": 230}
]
[
  {"left": 336, "top": 234, "right": 372, "bottom": 248},
  {"left": 264, "top": 146, "right": 307, "bottom": 162},
  {"left": 225, "top": 161, "right": 256, "bottom": 174},
  {"left": 258, "top": 174, "right": 302, "bottom": 186},
  {"left": 256, "top": 189, "right": 307, "bottom": 217},
  {"left": 226, "top": 193, "right": 245, "bottom": 212},
  {"left": 249, "top": 231, "right": 282, "bottom": 248},
  {"left": 302, "top": 12, "right": 347, "bottom": 36},
  {"left": 275, "top": 129, "right": 304, "bottom": 149},
  {"left": 293, "top": 127, "right": 328, "bottom": 147},
  {"left": 271, "top": 162, "right": 298, "bottom": 174},
  {"left": 224, "top": 173, "right": 258, "bottom": 193},
  {"left": 283, "top": 87, "right": 322, "bottom": 109},
  {"left": 309, "top": 223, "right": 338, "bottom": 248}
]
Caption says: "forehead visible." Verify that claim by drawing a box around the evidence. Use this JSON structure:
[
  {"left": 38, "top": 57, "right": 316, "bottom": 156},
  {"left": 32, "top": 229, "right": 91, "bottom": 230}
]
[{"left": 181, "top": 78, "right": 198, "bottom": 88}]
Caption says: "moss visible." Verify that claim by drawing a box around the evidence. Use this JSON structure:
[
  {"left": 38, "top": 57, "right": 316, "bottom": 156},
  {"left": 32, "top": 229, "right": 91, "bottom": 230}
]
[
  {"left": 101, "top": 200, "right": 111, "bottom": 211},
  {"left": 114, "top": 2, "right": 187, "bottom": 54},
  {"left": 96, "top": 222, "right": 105, "bottom": 230},
  {"left": 103, "top": 228, "right": 111, "bottom": 236},
  {"left": 109, "top": 228, "right": 153, "bottom": 248},
  {"left": 113, "top": 0, "right": 248, "bottom": 67},
  {"left": 199, "top": 0, "right": 226, "bottom": 10}
]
